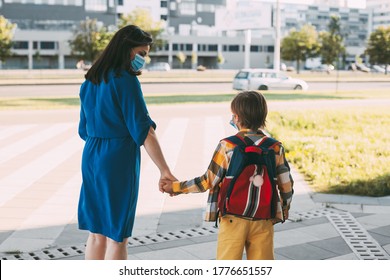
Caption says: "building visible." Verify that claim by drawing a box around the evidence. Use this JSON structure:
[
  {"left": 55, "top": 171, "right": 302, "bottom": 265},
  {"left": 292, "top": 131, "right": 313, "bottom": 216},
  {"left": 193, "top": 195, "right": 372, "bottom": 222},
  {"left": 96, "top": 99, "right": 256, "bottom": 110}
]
[
  {"left": 0, "top": 0, "right": 385, "bottom": 70},
  {"left": 367, "top": 0, "right": 390, "bottom": 31},
  {"left": 279, "top": 2, "right": 369, "bottom": 66},
  {"left": 0, "top": 0, "right": 116, "bottom": 69}
]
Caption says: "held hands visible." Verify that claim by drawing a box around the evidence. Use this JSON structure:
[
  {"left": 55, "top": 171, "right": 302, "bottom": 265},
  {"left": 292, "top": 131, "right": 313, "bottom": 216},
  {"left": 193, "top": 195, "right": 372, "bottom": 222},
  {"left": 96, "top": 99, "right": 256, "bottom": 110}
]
[
  {"left": 159, "top": 179, "right": 175, "bottom": 196},
  {"left": 158, "top": 171, "right": 177, "bottom": 196}
]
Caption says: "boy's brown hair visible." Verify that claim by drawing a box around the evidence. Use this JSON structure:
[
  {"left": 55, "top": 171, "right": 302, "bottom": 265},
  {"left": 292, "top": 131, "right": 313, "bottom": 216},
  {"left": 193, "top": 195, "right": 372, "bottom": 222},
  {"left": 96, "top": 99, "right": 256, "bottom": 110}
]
[{"left": 231, "top": 91, "right": 268, "bottom": 131}]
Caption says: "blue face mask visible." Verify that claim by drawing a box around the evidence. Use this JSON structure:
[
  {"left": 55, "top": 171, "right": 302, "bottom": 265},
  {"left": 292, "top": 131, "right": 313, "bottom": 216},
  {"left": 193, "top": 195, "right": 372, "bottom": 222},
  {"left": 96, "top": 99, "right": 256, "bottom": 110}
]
[
  {"left": 230, "top": 115, "right": 239, "bottom": 130},
  {"left": 131, "top": 53, "right": 145, "bottom": 72}
]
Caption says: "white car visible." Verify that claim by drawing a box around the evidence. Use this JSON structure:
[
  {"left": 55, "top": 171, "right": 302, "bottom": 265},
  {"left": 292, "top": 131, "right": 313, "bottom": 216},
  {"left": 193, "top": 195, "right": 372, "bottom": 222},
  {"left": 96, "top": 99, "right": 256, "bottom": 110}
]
[{"left": 232, "top": 69, "right": 308, "bottom": 91}]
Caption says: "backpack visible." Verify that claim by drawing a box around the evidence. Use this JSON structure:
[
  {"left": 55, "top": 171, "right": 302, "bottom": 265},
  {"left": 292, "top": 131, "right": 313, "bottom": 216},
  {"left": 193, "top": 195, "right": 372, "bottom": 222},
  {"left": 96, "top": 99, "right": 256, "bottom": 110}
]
[{"left": 217, "top": 134, "right": 280, "bottom": 221}]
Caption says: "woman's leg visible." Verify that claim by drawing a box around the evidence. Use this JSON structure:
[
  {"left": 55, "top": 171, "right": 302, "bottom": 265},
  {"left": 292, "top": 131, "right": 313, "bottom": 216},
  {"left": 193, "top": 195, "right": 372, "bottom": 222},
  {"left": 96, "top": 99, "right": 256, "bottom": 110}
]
[
  {"left": 105, "top": 237, "right": 128, "bottom": 260},
  {"left": 85, "top": 233, "right": 107, "bottom": 260}
]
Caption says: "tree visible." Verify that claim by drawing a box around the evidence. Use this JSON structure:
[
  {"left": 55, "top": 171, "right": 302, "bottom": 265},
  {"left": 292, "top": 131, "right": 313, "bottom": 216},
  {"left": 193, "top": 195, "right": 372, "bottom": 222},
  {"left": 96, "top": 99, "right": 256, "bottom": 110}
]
[
  {"left": 69, "top": 18, "right": 113, "bottom": 63},
  {"left": 365, "top": 26, "right": 390, "bottom": 75},
  {"left": 217, "top": 52, "right": 225, "bottom": 68},
  {"left": 281, "top": 24, "right": 320, "bottom": 73},
  {"left": 0, "top": 16, "right": 16, "bottom": 64},
  {"left": 176, "top": 52, "right": 187, "bottom": 68},
  {"left": 319, "top": 15, "right": 346, "bottom": 68},
  {"left": 118, "top": 8, "right": 165, "bottom": 52}
]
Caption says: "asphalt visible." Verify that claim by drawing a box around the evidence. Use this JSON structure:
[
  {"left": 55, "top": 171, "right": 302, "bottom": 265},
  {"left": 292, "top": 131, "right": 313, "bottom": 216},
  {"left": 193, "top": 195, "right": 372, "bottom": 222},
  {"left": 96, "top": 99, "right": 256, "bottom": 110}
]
[{"left": 0, "top": 103, "right": 389, "bottom": 261}]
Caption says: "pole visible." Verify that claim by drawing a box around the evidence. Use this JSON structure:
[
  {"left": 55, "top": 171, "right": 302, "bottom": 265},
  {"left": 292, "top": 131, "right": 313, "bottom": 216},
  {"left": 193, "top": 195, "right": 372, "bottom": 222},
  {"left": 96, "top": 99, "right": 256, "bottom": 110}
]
[
  {"left": 274, "top": 0, "right": 281, "bottom": 71},
  {"left": 244, "top": 29, "right": 251, "bottom": 69}
]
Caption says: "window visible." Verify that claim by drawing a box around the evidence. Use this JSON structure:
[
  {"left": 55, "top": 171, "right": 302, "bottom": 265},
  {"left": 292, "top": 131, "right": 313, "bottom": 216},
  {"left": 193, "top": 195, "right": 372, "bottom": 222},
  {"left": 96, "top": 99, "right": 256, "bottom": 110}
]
[
  {"left": 186, "top": 44, "right": 193, "bottom": 51},
  {"left": 173, "top": 44, "right": 179, "bottom": 51},
  {"left": 250, "top": 45, "right": 259, "bottom": 52},
  {"left": 208, "top": 45, "right": 218, "bottom": 51},
  {"left": 228, "top": 45, "right": 239, "bottom": 52},
  {"left": 180, "top": 0, "right": 196, "bottom": 16},
  {"left": 40, "top": 41, "right": 57, "bottom": 50},
  {"left": 160, "top": 1, "right": 167, "bottom": 8},
  {"left": 198, "top": 44, "right": 207, "bottom": 51},
  {"left": 85, "top": 0, "right": 107, "bottom": 12},
  {"left": 161, "top": 15, "right": 168, "bottom": 21},
  {"left": 13, "top": 41, "right": 28, "bottom": 50},
  {"left": 197, "top": 4, "right": 215, "bottom": 12},
  {"left": 118, "top": 0, "right": 123, "bottom": 5}
]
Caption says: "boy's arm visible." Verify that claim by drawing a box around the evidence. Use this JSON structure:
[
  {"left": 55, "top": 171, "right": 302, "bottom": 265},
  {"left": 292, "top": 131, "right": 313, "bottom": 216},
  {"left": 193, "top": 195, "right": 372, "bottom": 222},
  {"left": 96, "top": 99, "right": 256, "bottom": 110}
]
[
  {"left": 275, "top": 145, "right": 294, "bottom": 218},
  {"left": 172, "top": 142, "right": 229, "bottom": 194}
]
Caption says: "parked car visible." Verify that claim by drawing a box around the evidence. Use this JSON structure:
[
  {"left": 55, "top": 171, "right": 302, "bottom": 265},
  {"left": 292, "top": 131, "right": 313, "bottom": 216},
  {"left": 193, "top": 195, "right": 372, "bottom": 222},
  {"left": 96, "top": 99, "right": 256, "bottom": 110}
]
[
  {"left": 311, "top": 64, "right": 334, "bottom": 73},
  {"left": 371, "top": 65, "right": 389, "bottom": 74},
  {"left": 371, "top": 65, "right": 386, "bottom": 73},
  {"left": 147, "top": 62, "right": 171, "bottom": 71},
  {"left": 232, "top": 69, "right": 308, "bottom": 91},
  {"left": 348, "top": 63, "right": 370, "bottom": 72}
]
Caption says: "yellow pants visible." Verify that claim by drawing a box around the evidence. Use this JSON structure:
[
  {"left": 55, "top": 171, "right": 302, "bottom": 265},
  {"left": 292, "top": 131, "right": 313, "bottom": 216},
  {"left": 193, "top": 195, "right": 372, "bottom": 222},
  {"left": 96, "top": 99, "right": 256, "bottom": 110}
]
[{"left": 216, "top": 215, "right": 274, "bottom": 260}]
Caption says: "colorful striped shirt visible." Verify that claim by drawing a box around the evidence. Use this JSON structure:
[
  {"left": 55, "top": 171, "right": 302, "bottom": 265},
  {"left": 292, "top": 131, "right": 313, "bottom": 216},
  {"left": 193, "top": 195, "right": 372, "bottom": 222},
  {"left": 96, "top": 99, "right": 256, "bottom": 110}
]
[{"left": 172, "top": 129, "right": 294, "bottom": 223}]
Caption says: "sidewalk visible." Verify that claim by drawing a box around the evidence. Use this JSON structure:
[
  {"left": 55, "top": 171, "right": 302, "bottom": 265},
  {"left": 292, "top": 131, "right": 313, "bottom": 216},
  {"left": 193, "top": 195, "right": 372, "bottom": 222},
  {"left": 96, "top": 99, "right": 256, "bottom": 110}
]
[
  {"left": 0, "top": 104, "right": 389, "bottom": 261},
  {"left": 2, "top": 166, "right": 389, "bottom": 261}
]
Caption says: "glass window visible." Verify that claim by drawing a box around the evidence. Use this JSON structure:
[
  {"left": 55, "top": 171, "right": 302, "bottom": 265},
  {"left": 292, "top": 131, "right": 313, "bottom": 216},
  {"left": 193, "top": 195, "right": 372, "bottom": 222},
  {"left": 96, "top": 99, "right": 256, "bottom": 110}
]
[
  {"left": 13, "top": 41, "right": 29, "bottom": 50},
  {"left": 186, "top": 44, "right": 192, "bottom": 51},
  {"left": 251, "top": 46, "right": 259, "bottom": 52},
  {"left": 40, "top": 41, "right": 57, "bottom": 50},
  {"left": 197, "top": 4, "right": 215, "bottom": 12},
  {"left": 85, "top": 0, "right": 107, "bottom": 12},
  {"left": 180, "top": 0, "right": 196, "bottom": 16},
  {"left": 208, "top": 45, "right": 218, "bottom": 51},
  {"left": 173, "top": 44, "right": 179, "bottom": 51},
  {"left": 228, "top": 45, "right": 239, "bottom": 52},
  {"left": 161, "top": 1, "right": 167, "bottom": 8}
]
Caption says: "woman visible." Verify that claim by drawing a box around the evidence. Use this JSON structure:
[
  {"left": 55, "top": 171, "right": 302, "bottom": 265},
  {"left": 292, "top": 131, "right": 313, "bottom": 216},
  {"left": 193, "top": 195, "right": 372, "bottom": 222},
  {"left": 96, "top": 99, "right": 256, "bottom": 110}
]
[{"left": 77, "top": 25, "right": 176, "bottom": 260}]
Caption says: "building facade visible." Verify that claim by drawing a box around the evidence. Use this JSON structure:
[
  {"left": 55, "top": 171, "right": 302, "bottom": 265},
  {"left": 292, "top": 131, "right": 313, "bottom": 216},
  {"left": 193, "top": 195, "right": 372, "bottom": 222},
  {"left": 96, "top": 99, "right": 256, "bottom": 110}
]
[
  {"left": 0, "top": 0, "right": 116, "bottom": 69},
  {"left": 0, "top": 0, "right": 386, "bottom": 70}
]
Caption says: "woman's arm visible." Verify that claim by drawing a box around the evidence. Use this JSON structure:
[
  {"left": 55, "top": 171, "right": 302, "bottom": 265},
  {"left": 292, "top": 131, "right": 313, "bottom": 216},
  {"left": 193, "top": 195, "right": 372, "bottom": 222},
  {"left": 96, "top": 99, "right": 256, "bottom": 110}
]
[{"left": 143, "top": 126, "right": 177, "bottom": 190}]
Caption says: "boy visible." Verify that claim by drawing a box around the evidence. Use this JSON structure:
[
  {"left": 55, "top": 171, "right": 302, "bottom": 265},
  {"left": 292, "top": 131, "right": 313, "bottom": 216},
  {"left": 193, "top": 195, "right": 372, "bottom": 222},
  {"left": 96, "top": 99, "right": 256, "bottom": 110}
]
[{"left": 161, "top": 91, "right": 293, "bottom": 260}]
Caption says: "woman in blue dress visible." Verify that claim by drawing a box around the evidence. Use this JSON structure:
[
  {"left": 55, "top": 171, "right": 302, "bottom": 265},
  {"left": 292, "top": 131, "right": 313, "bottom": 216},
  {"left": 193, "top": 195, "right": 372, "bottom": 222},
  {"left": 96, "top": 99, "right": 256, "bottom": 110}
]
[{"left": 77, "top": 25, "right": 176, "bottom": 260}]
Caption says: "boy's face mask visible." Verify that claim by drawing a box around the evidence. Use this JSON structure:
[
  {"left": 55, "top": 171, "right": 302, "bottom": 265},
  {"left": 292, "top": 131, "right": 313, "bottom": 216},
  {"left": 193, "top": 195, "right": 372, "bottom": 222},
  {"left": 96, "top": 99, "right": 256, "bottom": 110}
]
[
  {"left": 131, "top": 52, "right": 146, "bottom": 72},
  {"left": 230, "top": 115, "right": 239, "bottom": 130}
]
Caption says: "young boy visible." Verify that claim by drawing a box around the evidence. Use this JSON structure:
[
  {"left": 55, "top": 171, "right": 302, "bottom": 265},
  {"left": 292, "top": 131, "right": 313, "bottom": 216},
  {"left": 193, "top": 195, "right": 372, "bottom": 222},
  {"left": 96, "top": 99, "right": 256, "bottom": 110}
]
[{"left": 161, "top": 90, "right": 293, "bottom": 260}]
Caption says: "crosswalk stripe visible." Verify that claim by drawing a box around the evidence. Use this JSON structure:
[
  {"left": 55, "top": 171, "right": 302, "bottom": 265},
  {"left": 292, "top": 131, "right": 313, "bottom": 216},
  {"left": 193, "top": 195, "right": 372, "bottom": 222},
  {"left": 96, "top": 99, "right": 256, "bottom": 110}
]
[
  {"left": 0, "top": 124, "right": 38, "bottom": 141},
  {"left": 0, "top": 136, "right": 83, "bottom": 207},
  {"left": 0, "top": 173, "right": 81, "bottom": 253},
  {"left": 0, "top": 123, "right": 75, "bottom": 164}
]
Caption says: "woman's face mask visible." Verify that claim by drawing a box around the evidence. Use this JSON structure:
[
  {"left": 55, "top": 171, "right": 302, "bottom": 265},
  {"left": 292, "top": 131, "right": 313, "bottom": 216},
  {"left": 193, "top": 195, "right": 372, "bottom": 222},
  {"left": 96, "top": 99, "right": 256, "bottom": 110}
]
[{"left": 131, "top": 53, "right": 146, "bottom": 72}]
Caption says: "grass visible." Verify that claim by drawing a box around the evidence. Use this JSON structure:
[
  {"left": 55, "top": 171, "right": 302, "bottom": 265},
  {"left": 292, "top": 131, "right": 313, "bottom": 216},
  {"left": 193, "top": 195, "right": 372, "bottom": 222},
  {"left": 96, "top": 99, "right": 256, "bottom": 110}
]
[
  {"left": 267, "top": 106, "right": 390, "bottom": 197},
  {"left": 0, "top": 88, "right": 388, "bottom": 110}
]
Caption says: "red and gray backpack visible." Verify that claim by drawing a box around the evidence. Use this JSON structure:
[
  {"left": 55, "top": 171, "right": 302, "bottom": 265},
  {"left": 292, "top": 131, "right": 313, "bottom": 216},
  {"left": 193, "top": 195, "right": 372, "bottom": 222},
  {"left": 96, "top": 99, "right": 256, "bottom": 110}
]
[{"left": 217, "top": 134, "right": 280, "bottom": 221}]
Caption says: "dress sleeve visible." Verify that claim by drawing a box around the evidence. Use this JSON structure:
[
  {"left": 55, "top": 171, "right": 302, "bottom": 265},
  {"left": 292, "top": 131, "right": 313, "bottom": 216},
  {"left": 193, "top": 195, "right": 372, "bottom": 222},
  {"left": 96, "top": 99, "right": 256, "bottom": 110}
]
[{"left": 114, "top": 73, "right": 156, "bottom": 146}]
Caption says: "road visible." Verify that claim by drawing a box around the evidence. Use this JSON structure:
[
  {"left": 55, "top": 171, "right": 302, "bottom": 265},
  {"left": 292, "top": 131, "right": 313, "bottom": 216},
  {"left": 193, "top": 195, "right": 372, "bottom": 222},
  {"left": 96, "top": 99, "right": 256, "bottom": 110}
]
[{"left": 0, "top": 81, "right": 389, "bottom": 98}]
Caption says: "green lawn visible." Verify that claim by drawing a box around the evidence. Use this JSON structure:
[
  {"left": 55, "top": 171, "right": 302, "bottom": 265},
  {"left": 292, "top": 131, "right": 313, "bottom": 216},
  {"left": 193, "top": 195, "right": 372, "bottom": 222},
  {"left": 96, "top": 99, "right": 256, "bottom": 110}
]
[
  {"left": 0, "top": 88, "right": 388, "bottom": 109},
  {"left": 267, "top": 106, "right": 390, "bottom": 197}
]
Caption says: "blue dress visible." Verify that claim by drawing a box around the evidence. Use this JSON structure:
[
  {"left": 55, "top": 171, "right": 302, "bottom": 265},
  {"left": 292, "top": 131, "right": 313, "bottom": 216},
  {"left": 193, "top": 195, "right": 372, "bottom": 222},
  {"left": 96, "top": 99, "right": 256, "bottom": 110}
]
[{"left": 77, "top": 70, "right": 155, "bottom": 242}]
